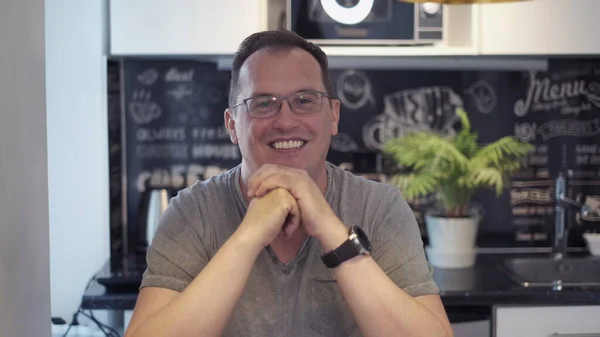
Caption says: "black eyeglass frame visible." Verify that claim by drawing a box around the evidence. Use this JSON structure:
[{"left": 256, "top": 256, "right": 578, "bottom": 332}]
[{"left": 230, "top": 90, "right": 332, "bottom": 118}]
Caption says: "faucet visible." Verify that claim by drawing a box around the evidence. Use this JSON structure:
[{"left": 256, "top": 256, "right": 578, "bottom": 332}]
[{"left": 554, "top": 171, "right": 583, "bottom": 260}]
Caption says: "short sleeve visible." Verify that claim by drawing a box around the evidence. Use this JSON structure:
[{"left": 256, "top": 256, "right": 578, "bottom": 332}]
[
  {"left": 140, "top": 188, "right": 210, "bottom": 293},
  {"left": 369, "top": 187, "right": 439, "bottom": 297}
]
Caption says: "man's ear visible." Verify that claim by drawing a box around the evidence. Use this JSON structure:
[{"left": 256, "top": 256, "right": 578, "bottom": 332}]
[
  {"left": 330, "top": 99, "right": 341, "bottom": 136},
  {"left": 224, "top": 108, "right": 238, "bottom": 144}
]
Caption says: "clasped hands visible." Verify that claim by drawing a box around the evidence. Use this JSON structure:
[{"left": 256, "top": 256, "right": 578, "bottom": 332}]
[{"left": 238, "top": 164, "right": 347, "bottom": 250}]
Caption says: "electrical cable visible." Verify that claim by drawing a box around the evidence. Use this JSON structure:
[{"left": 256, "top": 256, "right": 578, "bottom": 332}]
[{"left": 60, "top": 270, "right": 122, "bottom": 337}]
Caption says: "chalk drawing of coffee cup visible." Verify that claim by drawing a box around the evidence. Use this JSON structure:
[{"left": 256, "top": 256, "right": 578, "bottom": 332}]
[
  {"left": 362, "top": 86, "right": 463, "bottom": 151},
  {"left": 137, "top": 68, "right": 159, "bottom": 86},
  {"left": 330, "top": 133, "right": 359, "bottom": 152},
  {"left": 514, "top": 123, "right": 537, "bottom": 143},
  {"left": 129, "top": 101, "right": 162, "bottom": 125},
  {"left": 382, "top": 86, "right": 463, "bottom": 134},
  {"left": 336, "top": 69, "right": 373, "bottom": 110},
  {"left": 464, "top": 80, "right": 497, "bottom": 114}
]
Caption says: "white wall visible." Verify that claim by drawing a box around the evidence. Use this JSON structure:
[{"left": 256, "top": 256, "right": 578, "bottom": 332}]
[
  {"left": 46, "top": 0, "right": 110, "bottom": 321},
  {"left": 0, "top": 0, "right": 51, "bottom": 336}
]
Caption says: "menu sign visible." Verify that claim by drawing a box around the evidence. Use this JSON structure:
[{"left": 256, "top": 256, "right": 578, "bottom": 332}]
[
  {"left": 509, "top": 62, "right": 600, "bottom": 243},
  {"left": 326, "top": 59, "right": 600, "bottom": 246}
]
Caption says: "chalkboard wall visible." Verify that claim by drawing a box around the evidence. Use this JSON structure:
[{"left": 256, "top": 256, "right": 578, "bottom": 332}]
[{"left": 108, "top": 58, "right": 600, "bottom": 265}]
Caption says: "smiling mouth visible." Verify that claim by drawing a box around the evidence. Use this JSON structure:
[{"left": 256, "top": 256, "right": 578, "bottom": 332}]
[{"left": 269, "top": 140, "right": 307, "bottom": 150}]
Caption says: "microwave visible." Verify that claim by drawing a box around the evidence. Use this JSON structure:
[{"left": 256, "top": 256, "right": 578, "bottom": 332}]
[{"left": 287, "top": 0, "right": 444, "bottom": 45}]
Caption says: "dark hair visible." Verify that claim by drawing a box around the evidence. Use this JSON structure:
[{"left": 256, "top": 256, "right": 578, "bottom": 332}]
[{"left": 228, "top": 30, "right": 333, "bottom": 108}]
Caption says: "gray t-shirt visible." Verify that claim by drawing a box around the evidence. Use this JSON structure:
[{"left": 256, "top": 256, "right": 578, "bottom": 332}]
[{"left": 141, "top": 162, "right": 439, "bottom": 337}]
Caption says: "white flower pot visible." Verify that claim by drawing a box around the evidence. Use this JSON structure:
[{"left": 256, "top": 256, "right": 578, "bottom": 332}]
[{"left": 425, "top": 214, "right": 480, "bottom": 269}]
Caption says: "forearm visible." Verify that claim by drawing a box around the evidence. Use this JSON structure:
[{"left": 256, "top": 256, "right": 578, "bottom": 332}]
[
  {"left": 335, "top": 255, "right": 451, "bottom": 337},
  {"left": 129, "top": 230, "right": 262, "bottom": 337},
  {"left": 319, "top": 224, "right": 451, "bottom": 337}
]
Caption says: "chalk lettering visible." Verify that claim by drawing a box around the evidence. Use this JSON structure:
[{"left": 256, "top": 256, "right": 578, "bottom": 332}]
[
  {"left": 513, "top": 206, "right": 554, "bottom": 216},
  {"left": 168, "top": 85, "right": 194, "bottom": 100},
  {"left": 192, "top": 127, "right": 230, "bottom": 141},
  {"left": 537, "top": 119, "right": 600, "bottom": 141},
  {"left": 516, "top": 232, "right": 533, "bottom": 241},
  {"left": 577, "top": 155, "right": 590, "bottom": 165},
  {"left": 191, "top": 144, "right": 240, "bottom": 160},
  {"left": 536, "top": 144, "right": 548, "bottom": 154},
  {"left": 514, "top": 71, "right": 600, "bottom": 116},
  {"left": 165, "top": 67, "right": 194, "bottom": 82},
  {"left": 575, "top": 144, "right": 597, "bottom": 154},
  {"left": 136, "top": 164, "right": 229, "bottom": 192},
  {"left": 136, "top": 144, "right": 189, "bottom": 160},
  {"left": 527, "top": 155, "right": 548, "bottom": 166},
  {"left": 511, "top": 188, "right": 553, "bottom": 205},
  {"left": 537, "top": 169, "right": 550, "bottom": 179},
  {"left": 136, "top": 127, "right": 186, "bottom": 142}
]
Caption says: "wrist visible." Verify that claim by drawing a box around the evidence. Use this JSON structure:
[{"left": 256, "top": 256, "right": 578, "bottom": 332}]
[
  {"left": 315, "top": 217, "right": 349, "bottom": 252},
  {"left": 231, "top": 225, "right": 264, "bottom": 256}
]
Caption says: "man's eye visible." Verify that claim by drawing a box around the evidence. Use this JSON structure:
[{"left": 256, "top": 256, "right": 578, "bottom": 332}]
[
  {"left": 294, "top": 96, "right": 317, "bottom": 105},
  {"left": 253, "top": 100, "right": 273, "bottom": 109}
]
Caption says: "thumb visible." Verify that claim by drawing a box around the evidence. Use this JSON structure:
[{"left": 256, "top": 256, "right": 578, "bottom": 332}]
[{"left": 283, "top": 200, "right": 301, "bottom": 239}]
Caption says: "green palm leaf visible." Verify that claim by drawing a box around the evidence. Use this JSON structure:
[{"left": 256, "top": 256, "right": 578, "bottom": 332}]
[
  {"left": 382, "top": 107, "right": 534, "bottom": 217},
  {"left": 471, "top": 136, "right": 533, "bottom": 167},
  {"left": 469, "top": 167, "right": 504, "bottom": 195},
  {"left": 388, "top": 171, "right": 440, "bottom": 201},
  {"left": 383, "top": 131, "right": 469, "bottom": 171}
]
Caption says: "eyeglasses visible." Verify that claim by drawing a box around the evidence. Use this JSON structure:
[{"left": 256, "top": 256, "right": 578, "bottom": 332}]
[{"left": 231, "top": 90, "right": 330, "bottom": 118}]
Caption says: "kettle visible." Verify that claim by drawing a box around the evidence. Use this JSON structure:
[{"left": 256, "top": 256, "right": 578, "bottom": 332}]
[{"left": 136, "top": 188, "right": 173, "bottom": 253}]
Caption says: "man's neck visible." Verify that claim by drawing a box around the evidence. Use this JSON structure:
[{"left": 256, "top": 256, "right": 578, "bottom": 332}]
[{"left": 239, "top": 161, "right": 328, "bottom": 203}]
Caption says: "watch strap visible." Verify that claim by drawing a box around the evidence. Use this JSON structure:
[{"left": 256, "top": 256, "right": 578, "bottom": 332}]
[{"left": 321, "top": 238, "right": 359, "bottom": 268}]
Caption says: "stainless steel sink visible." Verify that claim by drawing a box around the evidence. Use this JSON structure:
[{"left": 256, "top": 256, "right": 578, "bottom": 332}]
[{"left": 501, "top": 256, "right": 600, "bottom": 288}]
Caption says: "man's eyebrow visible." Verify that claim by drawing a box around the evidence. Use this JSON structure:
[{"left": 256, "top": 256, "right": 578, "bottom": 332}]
[
  {"left": 247, "top": 91, "right": 274, "bottom": 98},
  {"left": 295, "top": 88, "right": 322, "bottom": 93},
  {"left": 248, "top": 88, "right": 322, "bottom": 98}
]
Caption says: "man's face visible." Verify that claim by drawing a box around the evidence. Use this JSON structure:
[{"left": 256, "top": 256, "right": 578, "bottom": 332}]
[{"left": 225, "top": 48, "right": 340, "bottom": 179}]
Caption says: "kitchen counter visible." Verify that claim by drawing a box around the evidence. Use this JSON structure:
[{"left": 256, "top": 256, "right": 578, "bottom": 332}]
[
  {"left": 434, "top": 253, "right": 600, "bottom": 306},
  {"left": 81, "top": 252, "right": 600, "bottom": 323}
]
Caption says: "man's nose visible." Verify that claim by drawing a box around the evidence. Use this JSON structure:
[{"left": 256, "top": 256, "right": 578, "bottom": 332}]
[{"left": 271, "top": 100, "right": 300, "bottom": 130}]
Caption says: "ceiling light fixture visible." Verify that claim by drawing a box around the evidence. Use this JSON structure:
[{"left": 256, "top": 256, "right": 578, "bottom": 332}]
[{"left": 320, "top": 0, "right": 375, "bottom": 25}]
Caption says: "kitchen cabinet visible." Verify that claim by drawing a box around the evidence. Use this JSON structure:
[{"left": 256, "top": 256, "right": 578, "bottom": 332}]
[
  {"left": 478, "top": 0, "right": 600, "bottom": 55},
  {"left": 109, "top": 0, "right": 600, "bottom": 58},
  {"left": 109, "top": 0, "right": 268, "bottom": 55},
  {"left": 494, "top": 305, "right": 600, "bottom": 337}
]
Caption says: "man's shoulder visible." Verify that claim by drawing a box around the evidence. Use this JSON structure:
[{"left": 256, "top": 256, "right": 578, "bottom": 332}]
[
  {"left": 174, "top": 165, "right": 240, "bottom": 208},
  {"left": 327, "top": 162, "right": 400, "bottom": 201}
]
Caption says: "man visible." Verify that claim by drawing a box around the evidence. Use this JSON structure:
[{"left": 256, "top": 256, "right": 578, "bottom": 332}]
[{"left": 125, "top": 30, "right": 453, "bottom": 337}]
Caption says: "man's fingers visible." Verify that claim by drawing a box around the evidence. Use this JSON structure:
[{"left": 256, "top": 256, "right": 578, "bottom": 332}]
[
  {"left": 247, "top": 164, "right": 300, "bottom": 197},
  {"left": 282, "top": 197, "right": 301, "bottom": 238},
  {"left": 253, "top": 175, "right": 294, "bottom": 198},
  {"left": 247, "top": 169, "right": 278, "bottom": 197}
]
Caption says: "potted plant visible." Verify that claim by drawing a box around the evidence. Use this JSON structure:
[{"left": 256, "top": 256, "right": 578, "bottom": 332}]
[{"left": 382, "top": 107, "right": 534, "bottom": 268}]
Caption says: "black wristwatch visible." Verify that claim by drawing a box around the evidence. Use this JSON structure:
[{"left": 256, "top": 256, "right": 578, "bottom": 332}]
[{"left": 321, "top": 225, "right": 372, "bottom": 268}]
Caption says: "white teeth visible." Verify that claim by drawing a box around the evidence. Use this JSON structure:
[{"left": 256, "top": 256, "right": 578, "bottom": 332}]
[{"left": 272, "top": 140, "right": 305, "bottom": 150}]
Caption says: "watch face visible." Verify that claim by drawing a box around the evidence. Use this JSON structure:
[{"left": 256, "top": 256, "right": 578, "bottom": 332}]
[{"left": 353, "top": 226, "right": 372, "bottom": 252}]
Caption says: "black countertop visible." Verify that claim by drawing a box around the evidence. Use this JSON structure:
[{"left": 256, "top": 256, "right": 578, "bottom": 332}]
[
  {"left": 432, "top": 253, "right": 600, "bottom": 306},
  {"left": 81, "top": 252, "right": 600, "bottom": 323}
]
